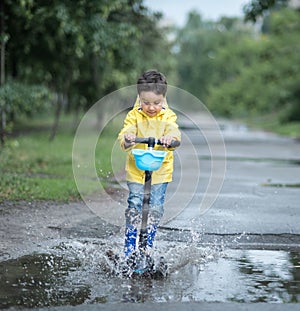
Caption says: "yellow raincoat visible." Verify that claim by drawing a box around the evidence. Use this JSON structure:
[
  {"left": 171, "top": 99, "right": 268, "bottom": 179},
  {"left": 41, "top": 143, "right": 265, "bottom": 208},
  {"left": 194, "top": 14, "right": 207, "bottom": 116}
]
[{"left": 118, "top": 98, "right": 181, "bottom": 184}]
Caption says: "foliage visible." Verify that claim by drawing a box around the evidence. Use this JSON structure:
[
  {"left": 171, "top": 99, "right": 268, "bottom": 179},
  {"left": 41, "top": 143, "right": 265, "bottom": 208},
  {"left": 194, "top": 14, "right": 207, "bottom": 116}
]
[
  {"left": 4, "top": 0, "right": 175, "bottom": 101},
  {"left": 243, "top": 0, "right": 288, "bottom": 22},
  {"left": 1, "top": 0, "right": 176, "bottom": 143},
  {"left": 175, "top": 11, "right": 253, "bottom": 103},
  {"left": 207, "top": 8, "right": 300, "bottom": 122},
  {"left": 175, "top": 12, "right": 214, "bottom": 100},
  {"left": 0, "top": 81, "right": 52, "bottom": 118},
  {"left": 173, "top": 5, "right": 299, "bottom": 132}
]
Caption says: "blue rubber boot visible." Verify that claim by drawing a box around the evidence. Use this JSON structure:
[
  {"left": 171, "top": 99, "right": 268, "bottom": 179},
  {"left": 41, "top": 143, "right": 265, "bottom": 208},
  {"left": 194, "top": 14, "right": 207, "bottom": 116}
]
[
  {"left": 147, "top": 224, "right": 157, "bottom": 249},
  {"left": 124, "top": 225, "right": 137, "bottom": 257}
]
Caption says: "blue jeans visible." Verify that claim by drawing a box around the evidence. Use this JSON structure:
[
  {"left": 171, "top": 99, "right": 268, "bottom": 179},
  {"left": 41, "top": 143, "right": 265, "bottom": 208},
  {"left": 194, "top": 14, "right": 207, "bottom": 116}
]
[
  {"left": 125, "top": 181, "right": 168, "bottom": 227},
  {"left": 124, "top": 182, "right": 168, "bottom": 256}
]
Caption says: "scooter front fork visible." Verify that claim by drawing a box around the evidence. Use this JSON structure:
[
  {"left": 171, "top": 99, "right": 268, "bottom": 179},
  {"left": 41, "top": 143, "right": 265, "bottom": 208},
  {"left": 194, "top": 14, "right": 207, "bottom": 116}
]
[{"left": 138, "top": 224, "right": 157, "bottom": 252}]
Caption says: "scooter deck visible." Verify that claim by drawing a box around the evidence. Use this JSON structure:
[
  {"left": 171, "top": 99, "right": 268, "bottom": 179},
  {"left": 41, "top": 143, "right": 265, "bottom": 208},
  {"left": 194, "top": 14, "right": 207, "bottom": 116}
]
[
  {"left": 125, "top": 253, "right": 168, "bottom": 279},
  {"left": 106, "top": 250, "right": 168, "bottom": 279},
  {"left": 131, "top": 261, "right": 168, "bottom": 279},
  {"left": 130, "top": 266, "right": 168, "bottom": 279}
]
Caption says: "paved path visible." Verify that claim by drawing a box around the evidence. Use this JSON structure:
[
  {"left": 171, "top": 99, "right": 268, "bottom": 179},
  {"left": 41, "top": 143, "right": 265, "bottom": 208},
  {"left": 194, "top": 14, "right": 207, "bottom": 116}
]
[{"left": 162, "top": 114, "right": 300, "bottom": 250}]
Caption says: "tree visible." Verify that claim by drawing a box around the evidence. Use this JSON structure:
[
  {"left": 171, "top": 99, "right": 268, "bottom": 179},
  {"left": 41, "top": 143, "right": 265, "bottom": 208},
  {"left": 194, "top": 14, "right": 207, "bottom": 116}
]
[
  {"left": 207, "top": 8, "right": 300, "bottom": 121},
  {"left": 0, "top": 0, "right": 7, "bottom": 144},
  {"left": 243, "top": 0, "right": 288, "bottom": 22},
  {"left": 175, "top": 12, "right": 215, "bottom": 101},
  {"left": 175, "top": 11, "right": 252, "bottom": 103},
  {"left": 1, "top": 0, "right": 176, "bottom": 142}
]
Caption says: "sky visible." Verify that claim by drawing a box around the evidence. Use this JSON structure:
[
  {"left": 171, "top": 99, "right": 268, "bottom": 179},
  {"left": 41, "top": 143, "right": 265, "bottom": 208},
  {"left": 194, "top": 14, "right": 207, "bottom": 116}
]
[{"left": 144, "top": 0, "right": 250, "bottom": 26}]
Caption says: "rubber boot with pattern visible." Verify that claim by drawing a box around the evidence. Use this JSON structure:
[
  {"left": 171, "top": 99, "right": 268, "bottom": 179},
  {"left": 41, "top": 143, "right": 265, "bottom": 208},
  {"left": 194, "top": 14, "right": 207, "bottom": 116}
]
[
  {"left": 147, "top": 224, "right": 157, "bottom": 250},
  {"left": 124, "top": 225, "right": 137, "bottom": 257}
]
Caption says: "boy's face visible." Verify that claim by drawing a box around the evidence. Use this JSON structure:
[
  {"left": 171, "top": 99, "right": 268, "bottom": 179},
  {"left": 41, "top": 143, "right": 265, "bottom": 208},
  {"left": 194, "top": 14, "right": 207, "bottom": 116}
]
[{"left": 139, "top": 91, "right": 165, "bottom": 117}]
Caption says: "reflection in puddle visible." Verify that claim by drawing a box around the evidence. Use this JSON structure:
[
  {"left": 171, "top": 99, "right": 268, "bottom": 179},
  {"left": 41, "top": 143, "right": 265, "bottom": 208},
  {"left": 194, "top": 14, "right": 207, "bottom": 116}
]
[
  {"left": 0, "top": 240, "right": 299, "bottom": 308},
  {"left": 193, "top": 250, "right": 300, "bottom": 303},
  {"left": 234, "top": 250, "right": 299, "bottom": 303},
  {"left": 0, "top": 253, "right": 90, "bottom": 309}
]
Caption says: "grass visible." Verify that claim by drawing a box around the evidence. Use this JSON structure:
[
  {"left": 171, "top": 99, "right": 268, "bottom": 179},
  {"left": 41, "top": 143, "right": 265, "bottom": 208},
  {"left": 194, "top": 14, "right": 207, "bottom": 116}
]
[
  {"left": 271, "top": 122, "right": 300, "bottom": 138},
  {"left": 245, "top": 113, "right": 300, "bottom": 139},
  {"left": 0, "top": 114, "right": 125, "bottom": 202}
]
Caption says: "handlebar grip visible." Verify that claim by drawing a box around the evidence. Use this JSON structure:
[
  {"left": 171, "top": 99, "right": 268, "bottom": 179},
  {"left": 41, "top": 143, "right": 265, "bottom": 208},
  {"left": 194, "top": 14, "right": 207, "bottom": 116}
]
[
  {"left": 157, "top": 139, "right": 180, "bottom": 148},
  {"left": 170, "top": 140, "right": 181, "bottom": 148}
]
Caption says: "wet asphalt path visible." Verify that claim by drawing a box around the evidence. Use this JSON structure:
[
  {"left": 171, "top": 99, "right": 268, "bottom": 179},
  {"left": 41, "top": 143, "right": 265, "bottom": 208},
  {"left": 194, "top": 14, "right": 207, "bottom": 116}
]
[{"left": 162, "top": 116, "right": 300, "bottom": 250}]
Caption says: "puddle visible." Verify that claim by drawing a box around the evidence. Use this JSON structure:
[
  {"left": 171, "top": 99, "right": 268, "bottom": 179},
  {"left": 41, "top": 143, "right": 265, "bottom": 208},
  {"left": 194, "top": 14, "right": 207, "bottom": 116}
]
[
  {"left": 0, "top": 253, "right": 90, "bottom": 309},
  {"left": 194, "top": 250, "right": 300, "bottom": 303},
  {"left": 0, "top": 239, "right": 299, "bottom": 308}
]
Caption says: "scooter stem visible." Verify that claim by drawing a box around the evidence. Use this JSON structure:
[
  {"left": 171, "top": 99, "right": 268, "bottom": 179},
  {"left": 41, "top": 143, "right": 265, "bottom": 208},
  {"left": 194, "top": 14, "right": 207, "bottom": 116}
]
[{"left": 139, "top": 170, "right": 152, "bottom": 252}]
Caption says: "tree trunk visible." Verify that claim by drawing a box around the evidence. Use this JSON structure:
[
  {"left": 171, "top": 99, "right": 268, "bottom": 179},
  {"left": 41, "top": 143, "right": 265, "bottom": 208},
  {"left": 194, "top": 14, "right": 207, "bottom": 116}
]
[
  {"left": 92, "top": 52, "right": 105, "bottom": 131},
  {"left": 0, "top": 0, "right": 6, "bottom": 146},
  {"left": 49, "top": 93, "right": 65, "bottom": 141},
  {"left": 0, "top": 109, "right": 6, "bottom": 146}
]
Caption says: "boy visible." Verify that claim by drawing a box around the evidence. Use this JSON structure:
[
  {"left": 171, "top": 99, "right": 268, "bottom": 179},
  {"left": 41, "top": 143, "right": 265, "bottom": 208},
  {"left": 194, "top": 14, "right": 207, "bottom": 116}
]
[{"left": 118, "top": 70, "right": 181, "bottom": 259}]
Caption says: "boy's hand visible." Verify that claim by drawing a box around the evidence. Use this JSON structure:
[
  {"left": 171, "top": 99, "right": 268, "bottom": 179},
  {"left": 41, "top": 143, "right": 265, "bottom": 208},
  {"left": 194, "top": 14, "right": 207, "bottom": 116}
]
[
  {"left": 124, "top": 133, "right": 136, "bottom": 148},
  {"left": 160, "top": 135, "right": 174, "bottom": 147}
]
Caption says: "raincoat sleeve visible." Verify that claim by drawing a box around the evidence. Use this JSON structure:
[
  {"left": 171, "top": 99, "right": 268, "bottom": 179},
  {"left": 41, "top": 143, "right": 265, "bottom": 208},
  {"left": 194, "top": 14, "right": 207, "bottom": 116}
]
[
  {"left": 164, "top": 110, "right": 181, "bottom": 149},
  {"left": 118, "top": 109, "right": 137, "bottom": 151}
]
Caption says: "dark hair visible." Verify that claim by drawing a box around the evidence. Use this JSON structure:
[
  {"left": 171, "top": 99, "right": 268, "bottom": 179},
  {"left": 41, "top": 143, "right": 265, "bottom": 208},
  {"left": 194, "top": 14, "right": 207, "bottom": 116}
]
[{"left": 137, "top": 70, "right": 167, "bottom": 96}]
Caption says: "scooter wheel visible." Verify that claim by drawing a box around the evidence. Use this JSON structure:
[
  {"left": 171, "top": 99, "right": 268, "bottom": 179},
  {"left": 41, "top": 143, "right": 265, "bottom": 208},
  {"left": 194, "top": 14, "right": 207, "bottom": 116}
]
[{"left": 152, "top": 256, "right": 168, "bottom": 279}]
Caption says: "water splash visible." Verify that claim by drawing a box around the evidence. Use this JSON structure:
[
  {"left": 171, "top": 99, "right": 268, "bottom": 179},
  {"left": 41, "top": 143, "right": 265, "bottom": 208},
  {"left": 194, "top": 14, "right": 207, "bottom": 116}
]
[{"left": 1, "top": 236, "right": 299, "bottom": 308}]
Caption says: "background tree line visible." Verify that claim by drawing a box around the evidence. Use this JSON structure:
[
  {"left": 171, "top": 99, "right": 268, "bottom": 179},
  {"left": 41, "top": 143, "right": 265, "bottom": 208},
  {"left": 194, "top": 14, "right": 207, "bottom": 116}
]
[
  {"left": 0, "top": 0, "right": 299, "bottom": 145},
  {"left": 175, "top": 0, "right": 299, "bottom": 125}
]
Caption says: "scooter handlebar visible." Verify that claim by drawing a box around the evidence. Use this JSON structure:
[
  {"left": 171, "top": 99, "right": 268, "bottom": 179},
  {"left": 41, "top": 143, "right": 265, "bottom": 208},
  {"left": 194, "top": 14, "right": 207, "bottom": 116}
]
[
  {"left": 134, "top": 137, "right": 180, "bottom": 148},
  {"left": 134, "top": 137, "right": 151, "bottom": 144}
]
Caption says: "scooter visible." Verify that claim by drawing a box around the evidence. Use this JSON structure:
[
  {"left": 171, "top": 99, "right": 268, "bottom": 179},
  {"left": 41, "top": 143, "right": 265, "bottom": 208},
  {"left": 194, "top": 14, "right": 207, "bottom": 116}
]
[{"left": 125, "top": 136, "right": 180, "bottom": 278}]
